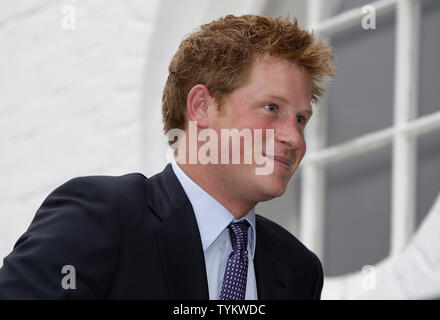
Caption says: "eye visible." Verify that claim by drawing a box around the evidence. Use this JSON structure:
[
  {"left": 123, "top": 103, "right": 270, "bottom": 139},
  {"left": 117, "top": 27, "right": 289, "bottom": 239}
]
[
  {"left": 297, "top": 115, "right": 307, "bottom": 127},
  {"left": 264, "top": 104, "right": 278, "bottom": 113}
]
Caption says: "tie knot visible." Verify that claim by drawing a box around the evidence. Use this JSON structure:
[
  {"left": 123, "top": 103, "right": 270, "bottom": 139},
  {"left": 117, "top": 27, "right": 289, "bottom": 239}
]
[{"left": 228, "top": 220, "right": 250, "bottom": 251}]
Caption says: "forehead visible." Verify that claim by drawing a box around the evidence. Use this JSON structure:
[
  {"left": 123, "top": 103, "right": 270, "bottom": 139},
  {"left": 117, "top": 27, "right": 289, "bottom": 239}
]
[{"left": 235, "top": 54, "right": 312, "bottom": 103}]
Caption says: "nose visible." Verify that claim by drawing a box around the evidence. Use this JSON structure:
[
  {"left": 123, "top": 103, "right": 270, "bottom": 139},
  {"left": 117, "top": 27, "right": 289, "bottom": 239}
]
[{"left": 274, "top": 116, "right": 306, "bottom": 151}]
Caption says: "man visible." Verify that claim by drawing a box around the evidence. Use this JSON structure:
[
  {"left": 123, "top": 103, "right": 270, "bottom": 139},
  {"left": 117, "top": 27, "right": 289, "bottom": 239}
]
[{"left": 0, "top": 14, "right": 334, "bottom": 299}]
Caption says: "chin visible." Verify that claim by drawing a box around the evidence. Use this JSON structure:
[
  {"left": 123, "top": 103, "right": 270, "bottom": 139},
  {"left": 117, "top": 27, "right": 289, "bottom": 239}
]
[{"left": 255, "top": 176, "right": 288, "bottom": 201}]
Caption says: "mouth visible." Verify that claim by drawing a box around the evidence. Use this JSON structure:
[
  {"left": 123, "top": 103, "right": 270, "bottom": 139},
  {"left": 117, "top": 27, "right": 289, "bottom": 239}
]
[{"left": 263, "top": 154, "right": 294, "bottom": 170}]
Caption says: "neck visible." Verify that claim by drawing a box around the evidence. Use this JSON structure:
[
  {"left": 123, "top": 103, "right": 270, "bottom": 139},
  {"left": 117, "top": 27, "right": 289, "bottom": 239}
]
[{"left": 177, "top": 162, "right": 256, "bottom": 219}]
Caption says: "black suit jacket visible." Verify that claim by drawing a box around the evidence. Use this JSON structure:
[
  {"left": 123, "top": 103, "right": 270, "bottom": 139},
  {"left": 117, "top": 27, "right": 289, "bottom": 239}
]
[{"left": 0, "top": 164, "right": 323, "bottom": 299}]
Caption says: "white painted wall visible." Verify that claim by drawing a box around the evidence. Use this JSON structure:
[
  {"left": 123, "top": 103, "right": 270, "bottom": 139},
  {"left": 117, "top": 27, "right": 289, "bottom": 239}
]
[{"left": 0, "top": 0, "right": 272, "bottom": 267}]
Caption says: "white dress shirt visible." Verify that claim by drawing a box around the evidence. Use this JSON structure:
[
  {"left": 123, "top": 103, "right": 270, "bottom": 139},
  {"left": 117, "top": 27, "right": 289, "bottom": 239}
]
[{"left": 171, "top": 161, "right": 258, "bottom": 300}]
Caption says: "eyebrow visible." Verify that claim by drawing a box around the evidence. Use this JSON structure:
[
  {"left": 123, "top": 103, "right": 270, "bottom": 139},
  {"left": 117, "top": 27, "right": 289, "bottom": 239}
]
[{"left": 263, "top": 94, "right": 313, "bottom": 115}]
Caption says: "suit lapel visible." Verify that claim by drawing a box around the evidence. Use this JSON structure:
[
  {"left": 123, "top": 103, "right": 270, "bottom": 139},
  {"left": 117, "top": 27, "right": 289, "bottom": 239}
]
[
  {"left": 146, "top": 164, "right": 209, "bottom": 299},
  {"left": 146, "top": 164, "right": 298, "bottom": 300},
  {"left": 254, "top": 217, "right": 293, "bottom": 299}
]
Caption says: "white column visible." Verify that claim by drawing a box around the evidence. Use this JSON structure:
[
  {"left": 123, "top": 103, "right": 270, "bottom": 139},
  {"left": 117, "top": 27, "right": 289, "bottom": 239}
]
[
  {"left": 300, "top": 0, "right": 328, "bottom": 258},
  {"left": 391, "top": 0, "right": 421, "bottom": 256}
]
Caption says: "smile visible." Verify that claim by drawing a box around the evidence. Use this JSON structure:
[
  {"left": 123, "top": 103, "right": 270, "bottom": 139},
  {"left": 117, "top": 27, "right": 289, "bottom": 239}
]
[{"left": 263, "top": 154, "right": 293, "bottom": 170}]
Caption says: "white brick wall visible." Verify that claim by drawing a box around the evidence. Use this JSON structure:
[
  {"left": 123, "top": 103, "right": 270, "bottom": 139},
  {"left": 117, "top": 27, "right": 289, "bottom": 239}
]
[
  {"left": 0, "top": 0, "right": 272, "bottom": 268},
  {"left": 0, "top": 0, "right": 161, "bottom": 263}
]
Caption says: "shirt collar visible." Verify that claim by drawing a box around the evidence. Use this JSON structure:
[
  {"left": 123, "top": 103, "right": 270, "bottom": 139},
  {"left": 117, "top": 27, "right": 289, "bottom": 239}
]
[{"left": 171, "top": 161, "right": 256, "bottom": 256}]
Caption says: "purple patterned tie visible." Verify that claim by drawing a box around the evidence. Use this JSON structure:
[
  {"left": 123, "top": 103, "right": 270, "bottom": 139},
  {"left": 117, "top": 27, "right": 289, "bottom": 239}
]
[{"left": 219, "top": 220, "right": 250, "bottom": 300}]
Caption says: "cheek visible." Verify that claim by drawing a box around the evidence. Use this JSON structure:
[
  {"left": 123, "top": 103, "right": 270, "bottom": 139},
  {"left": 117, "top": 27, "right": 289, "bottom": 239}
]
[
  {"left": 300, "top": 135, "right": 307, "bottom": 153},
  {"left": 295, "top": 144, "right": 307, "bottom": 164},
  {"left": 248, "top": 119, "right": 273, "bottom": 137},
  {"left": 250, "top": 121, "right": 272, "bottom": 144},
  {"left": 236, "top": 115, "right": 266, "bottom": 129}
]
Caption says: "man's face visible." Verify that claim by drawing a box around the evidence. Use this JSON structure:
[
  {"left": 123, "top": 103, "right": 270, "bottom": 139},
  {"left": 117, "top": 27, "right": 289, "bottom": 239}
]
[{"left": 208, "top": 54, "right": 312, "bottom": 203}]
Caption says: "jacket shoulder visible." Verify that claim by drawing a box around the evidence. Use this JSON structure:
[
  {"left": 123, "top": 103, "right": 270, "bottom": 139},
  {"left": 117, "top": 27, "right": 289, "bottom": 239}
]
[
  {"left": 53, "top": 172, "right": 149, "bottom": 210},
  {"left": 60, "top": 172, "right": 148, "bottom": 195},
  {"left": 0, "top": 172, "right": 149, "bottom": 299}
]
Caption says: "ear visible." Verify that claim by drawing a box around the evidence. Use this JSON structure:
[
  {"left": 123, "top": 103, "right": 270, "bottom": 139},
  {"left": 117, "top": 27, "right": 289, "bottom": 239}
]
[{"left": 186, "top": 84, "right": 215, "bottom": 129}]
